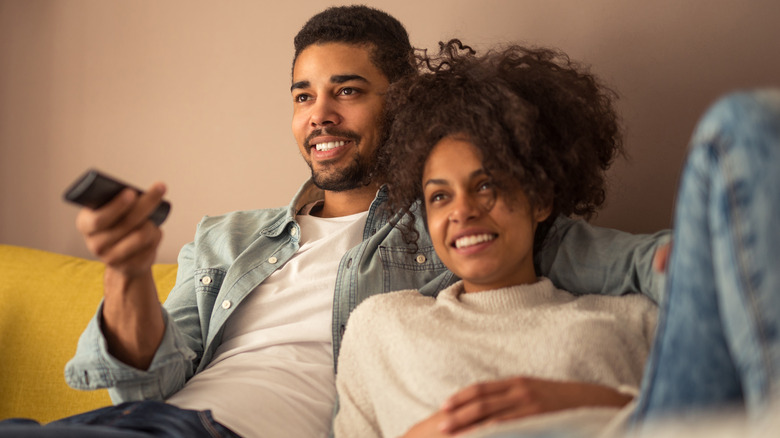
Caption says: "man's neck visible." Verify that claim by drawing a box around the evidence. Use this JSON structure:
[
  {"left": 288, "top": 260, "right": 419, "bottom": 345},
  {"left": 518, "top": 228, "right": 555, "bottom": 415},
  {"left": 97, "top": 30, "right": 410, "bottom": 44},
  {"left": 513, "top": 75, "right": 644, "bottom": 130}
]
[{"left": 315, "top": 184, "right": 378, "bottom": 218}]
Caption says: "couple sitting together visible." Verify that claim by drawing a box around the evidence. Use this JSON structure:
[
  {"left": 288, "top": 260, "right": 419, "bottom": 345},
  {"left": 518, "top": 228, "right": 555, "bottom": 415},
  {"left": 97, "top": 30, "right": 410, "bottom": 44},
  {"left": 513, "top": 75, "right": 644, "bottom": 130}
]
[{"left": 2, "top": 5, "right": 778, "bottom": 438}]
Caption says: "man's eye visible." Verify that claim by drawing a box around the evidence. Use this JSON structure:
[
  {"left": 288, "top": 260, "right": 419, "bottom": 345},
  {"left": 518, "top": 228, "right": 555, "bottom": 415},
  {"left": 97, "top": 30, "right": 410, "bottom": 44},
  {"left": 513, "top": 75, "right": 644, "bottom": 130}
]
[
  {"left": 338, "top": 87, "right": 359, "bottom": 96},
  {"left": 294, "top": 94, "right": 310, "bottom": 103}
]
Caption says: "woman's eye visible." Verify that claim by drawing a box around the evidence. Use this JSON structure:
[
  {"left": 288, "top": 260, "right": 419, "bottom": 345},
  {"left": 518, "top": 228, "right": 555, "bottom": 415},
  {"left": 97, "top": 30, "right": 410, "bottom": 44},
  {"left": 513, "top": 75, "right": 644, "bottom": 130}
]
[
  {"left": 478, "top": 181, "right": 494, "bottom": 192},
  {"left": 429, "top": 193, "right": 447, "bottom": 203}
]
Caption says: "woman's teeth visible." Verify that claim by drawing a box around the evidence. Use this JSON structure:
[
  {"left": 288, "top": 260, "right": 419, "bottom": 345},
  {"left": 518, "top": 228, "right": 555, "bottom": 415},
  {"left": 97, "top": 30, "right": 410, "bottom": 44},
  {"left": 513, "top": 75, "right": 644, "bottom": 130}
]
[
  {"left": 455, "top": 234, "right": 496, "bottom": 249},
  {"left": 315, "top": 141, "right": 346, "bottom": 151}
]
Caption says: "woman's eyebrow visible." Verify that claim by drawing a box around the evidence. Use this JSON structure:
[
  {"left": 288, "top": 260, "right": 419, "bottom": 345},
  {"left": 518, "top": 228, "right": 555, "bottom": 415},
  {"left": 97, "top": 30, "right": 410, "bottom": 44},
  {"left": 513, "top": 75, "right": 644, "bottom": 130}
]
[
  {"left": 423, "top": 169, "right": 487, "bottom": 188},
  {"left": 423, "top": 178, "right": 448, "bottom": 189},
  {"left": 471, "top": 169, "right": 488, "bottom": 178}
]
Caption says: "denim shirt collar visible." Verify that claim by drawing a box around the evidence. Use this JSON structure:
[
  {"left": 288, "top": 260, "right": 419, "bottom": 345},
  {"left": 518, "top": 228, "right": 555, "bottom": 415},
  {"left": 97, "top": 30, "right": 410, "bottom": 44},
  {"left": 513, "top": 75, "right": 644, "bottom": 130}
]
[
  {"left": 257, "top": 180, "right": 325, "bottom": 238},
  {"left": 279, "top": 180, "right": 390, "bottom": 235}
]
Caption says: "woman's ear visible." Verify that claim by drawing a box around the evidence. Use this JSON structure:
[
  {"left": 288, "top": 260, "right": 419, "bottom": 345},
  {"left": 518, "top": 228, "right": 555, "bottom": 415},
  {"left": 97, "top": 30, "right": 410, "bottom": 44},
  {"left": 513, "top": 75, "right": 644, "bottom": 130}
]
[{"left": 533, "top": 201, "right": 553, "bottom": 223}]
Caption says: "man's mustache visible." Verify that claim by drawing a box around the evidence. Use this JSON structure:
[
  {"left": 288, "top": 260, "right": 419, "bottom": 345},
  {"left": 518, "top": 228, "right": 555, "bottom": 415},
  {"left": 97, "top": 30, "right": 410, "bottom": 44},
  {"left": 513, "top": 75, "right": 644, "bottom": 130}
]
[{"left": 305, "top": 128, "right": 362, "bottom": 151}]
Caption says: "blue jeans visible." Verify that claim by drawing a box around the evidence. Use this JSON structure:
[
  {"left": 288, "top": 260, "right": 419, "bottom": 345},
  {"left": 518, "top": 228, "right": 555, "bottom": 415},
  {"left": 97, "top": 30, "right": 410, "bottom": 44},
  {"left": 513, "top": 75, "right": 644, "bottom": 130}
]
[
  {"left": 631, "top": 90, "right": 780, "bottom": 428},
  {"left": 0, "top": 401, "right": 239, "bottom": 438}
]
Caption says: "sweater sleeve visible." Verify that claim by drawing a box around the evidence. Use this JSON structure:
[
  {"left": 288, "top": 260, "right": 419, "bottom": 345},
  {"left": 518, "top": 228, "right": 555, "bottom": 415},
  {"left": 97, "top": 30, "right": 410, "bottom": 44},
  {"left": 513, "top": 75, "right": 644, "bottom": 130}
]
[{"left": 334, "top": 301, "right": 383, "bottom": 438}]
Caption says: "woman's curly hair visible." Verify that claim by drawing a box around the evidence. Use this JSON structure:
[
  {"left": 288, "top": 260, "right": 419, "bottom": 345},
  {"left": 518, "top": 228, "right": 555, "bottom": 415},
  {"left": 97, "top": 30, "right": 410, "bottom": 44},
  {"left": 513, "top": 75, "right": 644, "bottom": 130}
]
[{"left": 379, "top": 40, "right": 624, "bottom": 251}]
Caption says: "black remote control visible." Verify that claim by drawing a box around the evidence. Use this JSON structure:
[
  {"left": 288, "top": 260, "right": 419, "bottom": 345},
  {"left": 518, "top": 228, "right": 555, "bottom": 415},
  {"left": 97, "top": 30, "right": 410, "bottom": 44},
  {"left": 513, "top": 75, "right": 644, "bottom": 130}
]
[{"left": 63, "top": 169, "right": 171, "bottom": 226}]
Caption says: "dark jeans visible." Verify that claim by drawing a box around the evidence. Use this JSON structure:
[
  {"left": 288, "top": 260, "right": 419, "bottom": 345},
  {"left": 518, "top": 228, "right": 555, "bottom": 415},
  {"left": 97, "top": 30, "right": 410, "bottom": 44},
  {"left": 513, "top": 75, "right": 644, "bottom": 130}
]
[{"left": 0, "top": 401, "right": 240, "bottom": 438}]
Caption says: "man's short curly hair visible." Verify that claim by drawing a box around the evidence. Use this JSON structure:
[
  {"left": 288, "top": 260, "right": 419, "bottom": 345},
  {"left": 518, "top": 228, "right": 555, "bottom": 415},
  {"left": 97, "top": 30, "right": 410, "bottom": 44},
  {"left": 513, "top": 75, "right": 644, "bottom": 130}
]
[
  {"left": 293, "top": 5, "right": 415, "bottom": 83},
  {"left": 380, "top": 40, "right": 624, "bottom": 250}
]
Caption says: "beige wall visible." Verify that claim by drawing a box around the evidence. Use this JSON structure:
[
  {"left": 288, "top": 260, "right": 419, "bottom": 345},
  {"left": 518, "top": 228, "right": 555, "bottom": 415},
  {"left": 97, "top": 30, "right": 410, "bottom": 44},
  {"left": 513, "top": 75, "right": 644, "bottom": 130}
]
[{"left": 2, "top": 0, "right": 779, "bottom": 263}]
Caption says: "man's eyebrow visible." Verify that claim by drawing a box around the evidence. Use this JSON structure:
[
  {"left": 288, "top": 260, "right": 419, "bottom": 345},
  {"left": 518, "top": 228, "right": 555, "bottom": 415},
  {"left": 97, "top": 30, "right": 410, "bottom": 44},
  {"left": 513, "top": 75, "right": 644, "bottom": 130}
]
[
  {"left": 290, "top": 81, "right": 310, "bottom": 92},
  {"left": 331, "top": 74, "right": 369, "bottom": 84},
  {"left": 291, "top": 74, "right": 369, "bottom": 92}
]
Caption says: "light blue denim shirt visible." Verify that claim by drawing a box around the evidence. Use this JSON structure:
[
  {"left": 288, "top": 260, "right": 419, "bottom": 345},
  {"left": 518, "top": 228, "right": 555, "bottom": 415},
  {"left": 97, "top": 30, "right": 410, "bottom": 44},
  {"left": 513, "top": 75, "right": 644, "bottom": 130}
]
[{"left": 65, "top": 180, "right": 670, "bottom": 403}]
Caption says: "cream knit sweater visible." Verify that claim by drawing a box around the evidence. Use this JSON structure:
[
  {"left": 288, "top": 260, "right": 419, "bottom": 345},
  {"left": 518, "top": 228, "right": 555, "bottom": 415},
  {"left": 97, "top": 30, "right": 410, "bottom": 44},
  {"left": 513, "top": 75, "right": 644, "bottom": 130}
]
[{"left": 334, "top": 278, "right": 657, "bottom": 438}]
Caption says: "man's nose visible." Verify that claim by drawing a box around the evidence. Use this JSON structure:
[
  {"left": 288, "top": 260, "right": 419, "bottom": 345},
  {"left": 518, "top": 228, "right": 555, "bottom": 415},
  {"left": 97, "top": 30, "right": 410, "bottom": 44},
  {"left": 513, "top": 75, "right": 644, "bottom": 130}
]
[{"left": 310, "top": 96, "right": 341, "bottom": 127}]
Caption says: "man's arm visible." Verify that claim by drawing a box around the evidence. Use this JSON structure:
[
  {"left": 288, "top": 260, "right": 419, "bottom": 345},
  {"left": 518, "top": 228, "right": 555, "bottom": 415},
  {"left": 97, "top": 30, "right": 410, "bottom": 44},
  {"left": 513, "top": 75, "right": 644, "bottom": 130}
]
[
  {"left": 75, "top": 184, "right": 167, "bottom": 369},
  {"left": 66, "top": 183, "right": 199, "bottom": 402},
  {"left": 536, "top": 216, "right": 672, "bottom": 303},
  {"left": 66, "top": 241, "right": 201, "bottom": 403}
]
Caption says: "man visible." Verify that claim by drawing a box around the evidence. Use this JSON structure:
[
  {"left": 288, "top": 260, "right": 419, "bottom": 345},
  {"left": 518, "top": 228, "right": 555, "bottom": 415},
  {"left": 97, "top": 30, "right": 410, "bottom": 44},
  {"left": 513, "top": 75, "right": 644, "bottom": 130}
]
[{"left": 0, "top": 5, "right": 667, "bottom": 438}]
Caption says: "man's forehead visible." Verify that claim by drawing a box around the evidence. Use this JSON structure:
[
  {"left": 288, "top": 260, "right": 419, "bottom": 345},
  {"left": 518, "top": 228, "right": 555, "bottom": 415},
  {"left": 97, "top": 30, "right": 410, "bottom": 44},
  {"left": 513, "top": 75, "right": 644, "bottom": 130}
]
[{"left": 291, "top": 42, "right": 382, "bottom": 84}]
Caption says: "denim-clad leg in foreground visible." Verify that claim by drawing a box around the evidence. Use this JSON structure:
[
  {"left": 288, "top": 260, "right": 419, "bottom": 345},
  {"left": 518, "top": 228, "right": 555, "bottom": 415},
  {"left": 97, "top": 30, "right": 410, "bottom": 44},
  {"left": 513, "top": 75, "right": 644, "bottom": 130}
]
[
  {"left": 0, "top": 401, "right": 238, "bottom": 438},
  {"left": 631, "top": 89, "right": 780, "bottom": 428}
]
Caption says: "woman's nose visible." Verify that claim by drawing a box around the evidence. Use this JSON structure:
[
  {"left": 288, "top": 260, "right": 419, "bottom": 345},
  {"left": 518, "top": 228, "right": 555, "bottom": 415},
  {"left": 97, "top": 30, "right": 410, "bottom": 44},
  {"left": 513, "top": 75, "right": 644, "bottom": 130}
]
[{"left": 448, "top": 194, "right": 481, "bottom": 223}]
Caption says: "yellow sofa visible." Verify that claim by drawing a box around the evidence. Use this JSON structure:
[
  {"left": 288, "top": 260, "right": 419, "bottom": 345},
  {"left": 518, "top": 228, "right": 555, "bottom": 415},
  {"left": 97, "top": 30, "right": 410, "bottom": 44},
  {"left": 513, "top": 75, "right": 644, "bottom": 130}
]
[{"left": 0, "top": 244, "right": 177, "bottom": 423}]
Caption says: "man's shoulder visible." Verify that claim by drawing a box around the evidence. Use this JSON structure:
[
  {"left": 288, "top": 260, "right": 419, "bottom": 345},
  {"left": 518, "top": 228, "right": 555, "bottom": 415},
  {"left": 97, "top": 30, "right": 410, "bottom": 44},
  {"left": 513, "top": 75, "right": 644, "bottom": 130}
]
[
  {"left": 197, "top": 207, "right": 289, "bottom": 233},
  {"left": 189, "top": 207, "right": 292, "bottom": 255}
]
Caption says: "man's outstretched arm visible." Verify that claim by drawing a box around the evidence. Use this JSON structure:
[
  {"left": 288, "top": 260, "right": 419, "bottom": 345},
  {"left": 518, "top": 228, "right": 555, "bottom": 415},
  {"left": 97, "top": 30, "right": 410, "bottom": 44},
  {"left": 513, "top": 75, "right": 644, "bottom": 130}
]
[
  {"left": 75, "top": 183, "right": 167, "bottom": 370},
  {"left": 537, "top": 216, "right": 671, "bottom": 304}
]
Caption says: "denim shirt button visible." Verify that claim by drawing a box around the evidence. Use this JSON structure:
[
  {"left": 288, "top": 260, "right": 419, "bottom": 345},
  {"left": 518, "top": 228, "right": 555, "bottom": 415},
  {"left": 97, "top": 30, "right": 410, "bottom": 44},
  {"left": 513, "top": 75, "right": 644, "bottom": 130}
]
[
  {"left": 221, "top": 300, "right": 231, "bottom": 309},
  {"left": 268, "top": 256, "right": 278, "bottom": 264},
  {"left": 290, "top": 227, "right": 298, "bottom": 237},
  {"left": 416, "top": 254, "right": 426, "bottom": 264}
]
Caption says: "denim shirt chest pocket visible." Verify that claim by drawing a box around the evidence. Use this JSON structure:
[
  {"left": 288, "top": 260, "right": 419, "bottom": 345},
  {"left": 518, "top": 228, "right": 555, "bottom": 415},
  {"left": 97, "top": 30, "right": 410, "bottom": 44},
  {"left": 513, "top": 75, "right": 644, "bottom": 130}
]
[
  {"left": 379, "top": 244, "right": 447, "bottom": 292},
  {"left": 194, "top": 268, "right": 227, "bottom": 315}
]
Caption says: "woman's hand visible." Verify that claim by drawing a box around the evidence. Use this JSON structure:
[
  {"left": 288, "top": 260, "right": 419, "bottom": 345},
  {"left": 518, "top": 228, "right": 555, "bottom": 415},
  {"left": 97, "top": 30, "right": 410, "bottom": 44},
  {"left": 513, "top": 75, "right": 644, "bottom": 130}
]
[
  {"left": 401, "top": 411, "right": 451, "bottom": 438},
  {"left": 435, "top": 377, "right": 632, "bottom": 435}
]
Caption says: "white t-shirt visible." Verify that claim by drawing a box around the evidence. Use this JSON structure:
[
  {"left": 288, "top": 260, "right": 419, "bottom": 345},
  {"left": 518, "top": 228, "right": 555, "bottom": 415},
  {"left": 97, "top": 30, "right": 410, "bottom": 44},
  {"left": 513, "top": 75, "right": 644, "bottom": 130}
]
[{"left": 168, "top": 208, "right": 368, "bottom": 438}]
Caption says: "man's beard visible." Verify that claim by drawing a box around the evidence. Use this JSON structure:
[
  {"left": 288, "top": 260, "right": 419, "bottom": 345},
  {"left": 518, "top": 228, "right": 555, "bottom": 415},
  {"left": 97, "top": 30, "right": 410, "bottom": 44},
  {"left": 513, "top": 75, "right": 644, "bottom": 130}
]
[
  {"left": 305, "top": 126, "right": 384, "bottom": 192},
  {"left": 309, "top": 145, "right": 376, "bottom": 192}
]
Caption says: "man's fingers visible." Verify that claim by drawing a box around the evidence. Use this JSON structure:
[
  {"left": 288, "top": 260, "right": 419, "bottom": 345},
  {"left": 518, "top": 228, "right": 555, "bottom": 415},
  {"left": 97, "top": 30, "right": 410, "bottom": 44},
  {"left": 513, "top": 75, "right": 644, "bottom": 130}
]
[
  {"left": 75, "top": 188, "right": 136, "bottom": 235},
  {"left": 99, "top": 223, "right": 163, "bottom": 277},
  {"left": 653, "top": 241, "right": 672, "bottom": 273},
  {"left": 77, "top": 183, "right": 166, "bottom": 234},
  {"left": 78, "top": 184, "right": 166, "bottom": 257},
  {"left": 117, "top": 183, "right": 167, "bottom": 231},
  {"left": 101, "top": 222, "right": 162, "bottom": 266}
]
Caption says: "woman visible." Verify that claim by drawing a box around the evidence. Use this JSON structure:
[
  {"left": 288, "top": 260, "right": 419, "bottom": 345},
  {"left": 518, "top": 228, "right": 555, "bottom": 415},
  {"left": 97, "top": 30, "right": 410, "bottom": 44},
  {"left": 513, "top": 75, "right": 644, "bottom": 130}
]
[
  {"left": 334, "top": 41, "right": 659, "bottom": 438},
  {"left": 336, "top": 40, "right": 780, "bottom": 437}
]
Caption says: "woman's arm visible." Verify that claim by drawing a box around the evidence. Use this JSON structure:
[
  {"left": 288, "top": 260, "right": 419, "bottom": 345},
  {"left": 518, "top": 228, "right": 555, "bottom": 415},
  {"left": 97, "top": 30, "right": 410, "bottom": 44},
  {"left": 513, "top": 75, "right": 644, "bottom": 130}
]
[{"left": 432, "top": 377, "right": 632, "bottom": 435}]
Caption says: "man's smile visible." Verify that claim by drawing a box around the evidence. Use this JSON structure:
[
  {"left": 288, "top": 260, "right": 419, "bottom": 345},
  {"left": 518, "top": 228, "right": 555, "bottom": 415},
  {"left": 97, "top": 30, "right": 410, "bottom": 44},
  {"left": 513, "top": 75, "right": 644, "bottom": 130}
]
[
  {"left": 314, "top": 140, "right": 347, "bottom": 151},
  {"left": 308, "top": 138, "right": 355, "bottom": 162}
]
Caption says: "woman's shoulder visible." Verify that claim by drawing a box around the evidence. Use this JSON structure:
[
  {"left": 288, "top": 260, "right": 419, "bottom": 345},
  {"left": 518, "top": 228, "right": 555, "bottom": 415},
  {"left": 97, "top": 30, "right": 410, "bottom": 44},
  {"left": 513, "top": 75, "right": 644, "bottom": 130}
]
[
  {"left": 341, "top": 290, "right": 436, "bottom": 358},
  {"left": 351, "top": 289, "right": 435, "bottom": 321},
  {"left": 573, "top": 290, "right": 657, "bottom": 311}
]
